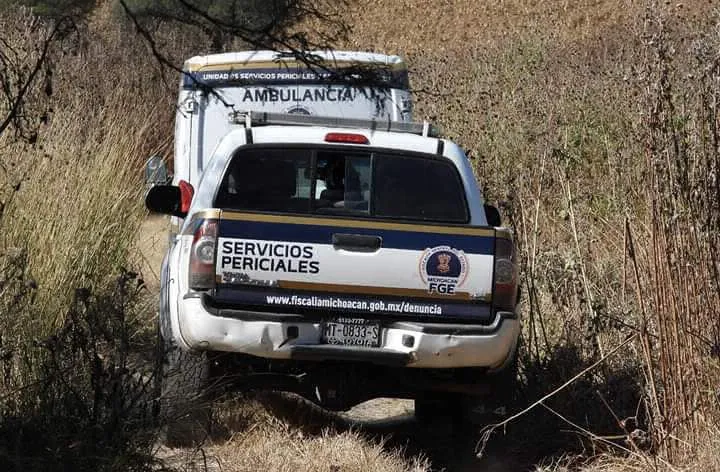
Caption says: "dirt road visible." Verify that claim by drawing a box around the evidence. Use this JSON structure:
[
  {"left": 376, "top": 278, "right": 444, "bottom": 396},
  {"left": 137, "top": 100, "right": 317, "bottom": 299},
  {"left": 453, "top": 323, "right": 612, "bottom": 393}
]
[{"left": 134, "top": 214, "right": 171, "bottom": 291}]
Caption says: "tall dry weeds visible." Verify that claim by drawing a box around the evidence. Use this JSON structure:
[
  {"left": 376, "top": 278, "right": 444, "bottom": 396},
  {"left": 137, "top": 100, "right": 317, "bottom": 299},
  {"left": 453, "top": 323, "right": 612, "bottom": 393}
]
[
  {"left": 629, "top": 9, "right": 720, "bottom": 461},
  {"left": 0, "top": 7, "right": 183, "bottom": 470},
  {"left": 1, "top": 5, "right": 176, "bottom": 329}
]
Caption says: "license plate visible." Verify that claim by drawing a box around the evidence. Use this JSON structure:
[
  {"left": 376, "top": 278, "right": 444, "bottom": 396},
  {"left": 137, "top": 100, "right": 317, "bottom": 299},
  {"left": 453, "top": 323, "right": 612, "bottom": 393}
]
[{"left": 321, "top": 318, "right": 381, "bottom": 347}]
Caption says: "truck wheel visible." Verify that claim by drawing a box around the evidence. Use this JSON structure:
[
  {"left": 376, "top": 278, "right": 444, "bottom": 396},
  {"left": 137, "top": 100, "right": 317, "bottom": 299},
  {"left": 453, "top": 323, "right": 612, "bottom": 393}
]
[
  {"left": 485, "top": 341, "right": 521, "bottom": 411},
  {"left": 155, "top": 330, "right": 212, "bottom": 447},
  {"left": 415, "top": 345, "right": 521, "bottom": 427},
  {"left": 414, "top": 393, "right": 464, "bottom": 424}
]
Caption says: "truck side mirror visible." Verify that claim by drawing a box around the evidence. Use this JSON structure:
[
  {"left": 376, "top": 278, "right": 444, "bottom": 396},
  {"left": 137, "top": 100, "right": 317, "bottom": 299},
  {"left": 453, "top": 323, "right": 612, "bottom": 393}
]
[
  {"left": 145, "top": 180, "right": 194, "bottom": 218},
  {"left": 484, "top": 203, "right": 502, "bottom": 227},
  {"left": 145, "top": 155, "right": 170, "bottom": 186}
]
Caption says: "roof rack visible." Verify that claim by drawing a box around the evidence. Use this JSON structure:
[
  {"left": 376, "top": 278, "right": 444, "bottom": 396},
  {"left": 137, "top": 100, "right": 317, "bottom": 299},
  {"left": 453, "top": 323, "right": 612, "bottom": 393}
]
[{"left": 228, "top": 110, "right": 441, "bottom": 137}]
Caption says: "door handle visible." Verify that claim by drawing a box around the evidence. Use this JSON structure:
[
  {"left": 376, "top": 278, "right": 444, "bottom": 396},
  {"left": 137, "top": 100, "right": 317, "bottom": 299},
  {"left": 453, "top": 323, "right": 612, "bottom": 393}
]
[{"left": 331, "top": 233, "right": 382, "bottom": 252}]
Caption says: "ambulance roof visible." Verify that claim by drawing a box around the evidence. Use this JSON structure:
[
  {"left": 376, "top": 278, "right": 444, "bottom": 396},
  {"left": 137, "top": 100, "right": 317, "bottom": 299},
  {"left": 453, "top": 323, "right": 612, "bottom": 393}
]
[
  {"left": 181, "top": 50, "right": 410, "bottom": 90},
  {"left": 183, "top": 50, "right": 407, "bottom": 72}
]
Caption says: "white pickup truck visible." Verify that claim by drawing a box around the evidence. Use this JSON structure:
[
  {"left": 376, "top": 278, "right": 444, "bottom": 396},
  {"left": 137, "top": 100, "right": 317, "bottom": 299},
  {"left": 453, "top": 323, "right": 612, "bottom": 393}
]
[{"left": 145, "top": 50, "right": 520, "bottom": 445}]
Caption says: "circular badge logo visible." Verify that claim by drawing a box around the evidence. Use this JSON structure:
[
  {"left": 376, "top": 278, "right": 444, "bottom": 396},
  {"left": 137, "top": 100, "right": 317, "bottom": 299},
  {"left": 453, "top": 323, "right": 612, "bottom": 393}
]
[{"left": 419, "top": 246, "right": 469, "bottom": 295}]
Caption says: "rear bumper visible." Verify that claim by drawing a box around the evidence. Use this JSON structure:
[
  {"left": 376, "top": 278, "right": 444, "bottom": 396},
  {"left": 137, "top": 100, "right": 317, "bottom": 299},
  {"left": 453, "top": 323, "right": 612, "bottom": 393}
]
[{"left": 174, "top": 295, "right": 520, "bottom": 369}]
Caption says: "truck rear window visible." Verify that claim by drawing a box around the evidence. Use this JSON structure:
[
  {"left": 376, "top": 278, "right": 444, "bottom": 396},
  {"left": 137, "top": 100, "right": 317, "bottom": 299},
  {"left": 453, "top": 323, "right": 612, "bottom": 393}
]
[{"left": 214, "top": 146, "right": 469, "bottom": 223}]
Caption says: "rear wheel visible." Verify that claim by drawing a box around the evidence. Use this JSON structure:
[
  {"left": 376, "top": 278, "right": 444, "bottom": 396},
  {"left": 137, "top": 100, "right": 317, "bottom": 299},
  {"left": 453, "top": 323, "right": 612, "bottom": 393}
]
[
  {"left": 484, "top": 341, "right": 521, "bottom": 415},
  {"left": 414, "top": 347, "right": 520, "bottom": 426},
  {"left": 414, "top": 392, "right": 466, "bottom": 424},
  {"left": 155, "top": 330, "right": 213, "bottom": 447}
]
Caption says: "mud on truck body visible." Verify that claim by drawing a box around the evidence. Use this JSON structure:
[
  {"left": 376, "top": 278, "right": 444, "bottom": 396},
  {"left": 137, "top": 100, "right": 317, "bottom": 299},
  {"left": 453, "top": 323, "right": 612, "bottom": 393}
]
[{"left": 144, "top": 50, "right": 521, "bottom": 446}]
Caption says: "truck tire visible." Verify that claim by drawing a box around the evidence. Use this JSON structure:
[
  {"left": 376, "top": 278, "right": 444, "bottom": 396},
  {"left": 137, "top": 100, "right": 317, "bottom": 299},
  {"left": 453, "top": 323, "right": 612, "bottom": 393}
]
[
  {"left": 155, "top": 329, "right": 212, "bottom": 447},
  {"left": 414, "top": 392, "right": 465, "bottom": 424},
  {"left": 414, "top": 345, "right": 520, "bottom": 426},
  {"left": 485, "top": 339, "right": 521, "bottom": 410}
]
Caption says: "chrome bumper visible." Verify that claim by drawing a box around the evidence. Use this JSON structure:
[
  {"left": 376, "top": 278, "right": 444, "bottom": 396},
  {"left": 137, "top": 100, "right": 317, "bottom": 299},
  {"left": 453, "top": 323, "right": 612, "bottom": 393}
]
[{"left": 175, "top": 296, "right": 520, "bottom": 369}]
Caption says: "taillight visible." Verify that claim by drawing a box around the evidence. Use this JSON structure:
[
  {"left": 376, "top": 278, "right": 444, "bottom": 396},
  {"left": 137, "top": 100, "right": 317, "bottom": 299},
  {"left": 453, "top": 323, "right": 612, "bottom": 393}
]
[
  {"left": 324, "top": 132, "right": 369, "bottom": 144},
  {"left": 189, "top": 219, "right": 218, "bottom": 290},
  {"left": 493, "top": 235, "right": 518, "bottom": 312},
  {"left": 178, "top": 180, "right": 194, "bottom": 215}
]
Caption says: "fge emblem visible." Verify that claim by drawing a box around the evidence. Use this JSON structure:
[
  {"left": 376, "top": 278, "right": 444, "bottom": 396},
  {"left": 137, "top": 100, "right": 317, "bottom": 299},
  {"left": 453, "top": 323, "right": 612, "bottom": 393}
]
[{"left": 419, "top": 246, "right": 469, "bottom": 295}]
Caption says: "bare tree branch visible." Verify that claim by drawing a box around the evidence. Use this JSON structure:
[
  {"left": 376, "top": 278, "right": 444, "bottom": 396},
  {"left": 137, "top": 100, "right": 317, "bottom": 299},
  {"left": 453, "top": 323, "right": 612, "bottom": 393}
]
[
  {"left": 0, "top": 16, "right": 74, "bottom": 139},
  {"left": 118, "top": 0, "right": 396, "bottom": 105},
  {"left": 475, "top": 334, "right": 638, "bottom": 460}
]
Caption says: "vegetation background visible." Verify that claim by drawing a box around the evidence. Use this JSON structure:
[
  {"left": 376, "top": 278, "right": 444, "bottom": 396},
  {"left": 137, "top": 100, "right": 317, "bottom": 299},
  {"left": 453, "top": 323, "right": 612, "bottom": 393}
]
[{"left": 0, "top": 0, "right": 718, "bottom": 470}]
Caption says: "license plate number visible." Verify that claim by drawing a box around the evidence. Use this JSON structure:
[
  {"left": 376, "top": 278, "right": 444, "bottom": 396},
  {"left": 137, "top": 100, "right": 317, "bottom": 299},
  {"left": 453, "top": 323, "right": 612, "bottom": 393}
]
[{"left": 321, "top": 318, "right": 380, "bottom": 347}]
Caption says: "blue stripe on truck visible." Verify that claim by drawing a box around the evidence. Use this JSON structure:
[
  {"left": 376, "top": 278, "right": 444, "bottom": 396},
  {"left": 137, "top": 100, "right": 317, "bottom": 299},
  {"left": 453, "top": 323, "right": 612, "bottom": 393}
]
[{"left": 218, "top": 219, "right": 495, "bottom": 254}]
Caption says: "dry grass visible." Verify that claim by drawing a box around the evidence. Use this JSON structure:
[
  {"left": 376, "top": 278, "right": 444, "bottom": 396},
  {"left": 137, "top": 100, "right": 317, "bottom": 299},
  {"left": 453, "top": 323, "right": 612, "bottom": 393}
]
[
  {"left": 0, "top": 7, "right": 180, "bottom": 471},
  {"left": 537, "top": 432, "right": 720, "bottom": 472},
  {"left": 155, "top": 395, "right": 429, "bottom": 472},
  {"left": 0, "top": 6, "right": 175, "bottom": 329},
  {"left": 208, "top": 401, "right": 428, "bottom": 472},
  {"left": 205, "top": 430, "right": 426, "bottom": 472},
  {"left": 1, "top": 0, "right": 720, "bottom": 471}
]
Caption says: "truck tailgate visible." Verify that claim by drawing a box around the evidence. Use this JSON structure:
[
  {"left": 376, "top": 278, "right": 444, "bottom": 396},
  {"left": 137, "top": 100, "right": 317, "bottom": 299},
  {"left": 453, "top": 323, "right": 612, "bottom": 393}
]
[{"left": 213, "top": 211, "right": 497, "bottom": 322}]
